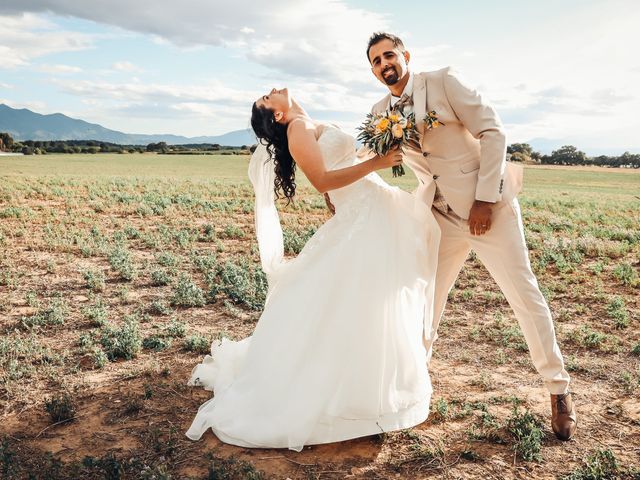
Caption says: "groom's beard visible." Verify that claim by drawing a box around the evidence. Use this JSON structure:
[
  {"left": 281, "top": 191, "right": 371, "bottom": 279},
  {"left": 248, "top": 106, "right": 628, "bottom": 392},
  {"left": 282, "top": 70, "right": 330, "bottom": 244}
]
[{"left": 382, "top": 67, "right": 399, "bottom": 85}]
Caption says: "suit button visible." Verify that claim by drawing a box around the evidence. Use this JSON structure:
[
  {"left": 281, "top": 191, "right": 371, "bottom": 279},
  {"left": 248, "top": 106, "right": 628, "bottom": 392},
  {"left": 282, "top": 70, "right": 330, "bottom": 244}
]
[
  {"left": 433, "top": 175, "right": 439, "bottom": 180},
  {"left": 422, "top": 151, "right": 430, "bottom": 157}
]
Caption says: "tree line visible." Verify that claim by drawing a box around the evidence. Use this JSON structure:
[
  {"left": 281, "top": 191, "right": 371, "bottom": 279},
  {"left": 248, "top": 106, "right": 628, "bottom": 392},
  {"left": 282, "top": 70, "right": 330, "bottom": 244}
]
[
  {"left": 508, "top": 143, "right": 640, "bottom": 168},
  {"left": 0, "top": 133, "right": 249, "bottom": 155},
  {"left": 1, "top": 132, "right": 637, "bottom": 167}
]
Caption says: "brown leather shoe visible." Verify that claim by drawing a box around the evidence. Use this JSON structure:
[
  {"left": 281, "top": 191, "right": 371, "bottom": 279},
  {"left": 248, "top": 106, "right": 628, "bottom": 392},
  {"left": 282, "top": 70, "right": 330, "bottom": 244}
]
[{"left": 551, "top": 392, "right": 577, "bottom": 441}]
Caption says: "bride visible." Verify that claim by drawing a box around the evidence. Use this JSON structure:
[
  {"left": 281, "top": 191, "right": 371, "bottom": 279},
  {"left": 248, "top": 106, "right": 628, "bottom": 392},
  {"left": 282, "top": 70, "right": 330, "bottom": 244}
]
[{"left": 185, "top": 88, "right": 440, "bottom": 451}]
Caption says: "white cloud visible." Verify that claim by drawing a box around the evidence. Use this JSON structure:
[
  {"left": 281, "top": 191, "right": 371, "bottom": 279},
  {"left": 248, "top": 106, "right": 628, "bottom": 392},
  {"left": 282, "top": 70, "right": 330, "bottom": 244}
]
[
  {"left": 112, "top": 61, "right": 143, "bottom": 73},
  {"left": 37, "top": 63, "right": 83, "bottom": 74},
  {"left": 0, "top": 0, "right": 387, "bottom": 81},
  {"left": 0, "top": 12, "right": 92, "bottom": 69}
]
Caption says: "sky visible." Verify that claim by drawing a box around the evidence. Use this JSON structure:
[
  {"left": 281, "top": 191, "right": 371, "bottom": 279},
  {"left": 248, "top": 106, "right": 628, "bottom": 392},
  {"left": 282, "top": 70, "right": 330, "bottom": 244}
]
[{"left": 0, "top": 0, "right": 639, "bottom": 154}]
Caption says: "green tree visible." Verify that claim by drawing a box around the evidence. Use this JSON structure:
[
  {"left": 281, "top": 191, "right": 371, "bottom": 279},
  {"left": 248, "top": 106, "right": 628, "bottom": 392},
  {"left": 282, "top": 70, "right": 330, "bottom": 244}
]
[{"left": 547, "top": 145, "right": 587, "bottom": 165}]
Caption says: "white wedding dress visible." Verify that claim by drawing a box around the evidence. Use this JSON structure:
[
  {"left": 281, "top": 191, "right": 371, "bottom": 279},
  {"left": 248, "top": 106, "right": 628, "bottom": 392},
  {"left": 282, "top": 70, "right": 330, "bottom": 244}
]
[{"left": 185, "top": 125, "right": 440, "bottom": 451}]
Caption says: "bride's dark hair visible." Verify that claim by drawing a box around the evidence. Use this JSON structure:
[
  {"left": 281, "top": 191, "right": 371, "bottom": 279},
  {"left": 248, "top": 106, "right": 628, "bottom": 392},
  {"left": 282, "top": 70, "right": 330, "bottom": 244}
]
[{"left": 251, "top": 102, "right": 296, "bottom": 203}]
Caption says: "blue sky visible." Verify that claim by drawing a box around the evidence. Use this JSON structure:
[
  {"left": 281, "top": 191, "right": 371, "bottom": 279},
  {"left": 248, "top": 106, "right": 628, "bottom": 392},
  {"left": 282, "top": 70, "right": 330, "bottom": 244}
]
[{"left": 0, "top": 0, "right": 638, "bottom": 153}]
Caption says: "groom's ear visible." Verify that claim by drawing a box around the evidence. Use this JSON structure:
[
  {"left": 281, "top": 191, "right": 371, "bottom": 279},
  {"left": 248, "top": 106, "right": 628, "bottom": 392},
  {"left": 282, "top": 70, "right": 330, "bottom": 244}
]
[{"left": 404, "top": 50, "right": 411, "bottom": 64}]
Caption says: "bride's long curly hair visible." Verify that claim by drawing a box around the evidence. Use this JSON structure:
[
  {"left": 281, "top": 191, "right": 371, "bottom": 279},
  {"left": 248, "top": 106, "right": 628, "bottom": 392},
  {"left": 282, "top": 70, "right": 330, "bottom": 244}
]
[{"left": 251, "top": 102, "right": 297, "bottom": 203}]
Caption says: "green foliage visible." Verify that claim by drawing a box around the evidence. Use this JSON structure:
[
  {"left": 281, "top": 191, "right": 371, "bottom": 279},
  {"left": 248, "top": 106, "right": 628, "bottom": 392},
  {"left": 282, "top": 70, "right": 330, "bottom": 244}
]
[
  {"left": 184, "top": 334, "right": 210, "bottom": 354},
  {"left": 108, "top": 245, "right": 137, "bottom": 280},
  {"left": 221, "top": 224, "right": 246, "bottom": 239},
  {"left": 613, "top": 262, "right": 638, "bottom": 286},
  {"left": 283, "top": 226, "right": 317, "bottom": 254},
  {"left": 606, "top": 296, "right": 630, "bottom": 329},
  {"left": 205, "top": 453, "right": 264, "bottom": 480},
  {"left": 142, "top": 335, "right": 172, "bottom": 351},
  {"left": 171, "top": 273, "right": 206, "bottom": 307},
  {"left": 99, "top": 315, "right": 142, "bottom": 361},
  {"left": 561, "top": 449, "right": 620, "bottom": 480},
  {"left": 164, "top": 318, "right": 186, "bottom": 338},
  {"left": 83, "top": 268, "right": 106, "bottom": 292},
  {"left": 44, "top": 392, "right": 76, "bottom": 423},
  {"left": 215, "top": 259, "right": 268, "bottom": 311},
  {"left": 21, "top": 297, "right": 68, "bottom": 329},
  {"left": 151, "top": 268, "right": 171, "bottom": 286},
  {"left": 506, "top": 407, "right": 545, "bottom": 462}
]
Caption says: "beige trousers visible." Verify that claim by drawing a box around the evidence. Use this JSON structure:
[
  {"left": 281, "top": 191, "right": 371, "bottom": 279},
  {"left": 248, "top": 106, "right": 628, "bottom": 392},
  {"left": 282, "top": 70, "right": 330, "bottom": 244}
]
[{"left": 426, "top": 197, "right": 571, "bottom": 394}]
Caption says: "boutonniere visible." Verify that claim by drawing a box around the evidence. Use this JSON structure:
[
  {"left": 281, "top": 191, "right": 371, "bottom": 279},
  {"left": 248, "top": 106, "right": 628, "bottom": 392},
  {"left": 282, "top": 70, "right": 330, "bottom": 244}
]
[{"left": 424, "top": 110, "right": 444, "bottom": 130}]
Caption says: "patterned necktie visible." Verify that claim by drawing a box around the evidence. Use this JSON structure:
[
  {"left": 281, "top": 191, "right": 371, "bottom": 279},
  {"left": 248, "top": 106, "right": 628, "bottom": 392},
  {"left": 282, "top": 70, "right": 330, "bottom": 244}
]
[{"left": 392, "top": 93, "right": 413, "bottom": 112}]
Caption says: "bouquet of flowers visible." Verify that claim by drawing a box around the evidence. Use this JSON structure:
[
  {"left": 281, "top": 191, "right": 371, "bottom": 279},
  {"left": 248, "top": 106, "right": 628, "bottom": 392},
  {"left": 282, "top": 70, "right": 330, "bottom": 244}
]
[{"left": 356, "top": 110, "right": 420, "bottom": 177}]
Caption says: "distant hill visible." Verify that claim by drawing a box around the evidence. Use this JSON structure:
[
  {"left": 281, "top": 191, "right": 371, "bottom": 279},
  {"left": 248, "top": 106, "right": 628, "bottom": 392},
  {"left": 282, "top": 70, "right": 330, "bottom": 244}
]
[{"left": 0, "top": 104, "right": 256, "bottom": 146}]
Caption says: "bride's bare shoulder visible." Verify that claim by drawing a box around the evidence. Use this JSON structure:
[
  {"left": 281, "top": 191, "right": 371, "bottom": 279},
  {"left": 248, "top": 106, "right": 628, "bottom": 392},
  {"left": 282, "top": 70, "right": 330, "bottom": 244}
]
[{"left": 287, "top": 118, "right": 321, "bottom": 140}]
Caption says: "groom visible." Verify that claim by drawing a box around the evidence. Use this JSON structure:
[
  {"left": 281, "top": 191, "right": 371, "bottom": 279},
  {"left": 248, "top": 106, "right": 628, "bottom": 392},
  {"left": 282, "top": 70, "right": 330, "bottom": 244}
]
[{"left": 352, "top": 32, "right": 576, "bottom": 440}]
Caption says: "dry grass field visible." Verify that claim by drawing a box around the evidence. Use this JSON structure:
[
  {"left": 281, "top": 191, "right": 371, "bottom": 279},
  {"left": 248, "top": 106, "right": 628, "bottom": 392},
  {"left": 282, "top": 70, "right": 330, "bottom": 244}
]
[{"left": 0, "top": 153, "right": 638, "bottom": 479}]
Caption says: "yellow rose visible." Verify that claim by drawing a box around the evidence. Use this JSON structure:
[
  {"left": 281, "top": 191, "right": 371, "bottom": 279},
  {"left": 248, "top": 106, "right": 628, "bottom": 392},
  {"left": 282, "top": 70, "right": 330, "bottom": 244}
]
[
  {"left": 392, "top": 123, "right": 404, "bottom": 138},
  {"left": 389, "top": 114, "right": 400, "bottom": 122},
  {"left": 377, "top": 118, "right": 390, "bottom": 131},
  {"left": 432, "top": 121, "right": 440, "bottom": 128}
]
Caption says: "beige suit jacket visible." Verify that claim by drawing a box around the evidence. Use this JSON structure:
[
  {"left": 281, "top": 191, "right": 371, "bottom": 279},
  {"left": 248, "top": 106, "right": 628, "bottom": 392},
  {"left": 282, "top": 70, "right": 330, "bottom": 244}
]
[{"left": 361, "top": 67, "right": 522, "bottom": 219}]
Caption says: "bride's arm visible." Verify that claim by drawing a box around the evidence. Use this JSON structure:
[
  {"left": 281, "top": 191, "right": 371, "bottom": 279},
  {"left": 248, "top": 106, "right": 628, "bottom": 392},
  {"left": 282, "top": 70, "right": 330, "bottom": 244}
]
[{"left": 288, "top": 120, "right": 400, "bottom": 194}]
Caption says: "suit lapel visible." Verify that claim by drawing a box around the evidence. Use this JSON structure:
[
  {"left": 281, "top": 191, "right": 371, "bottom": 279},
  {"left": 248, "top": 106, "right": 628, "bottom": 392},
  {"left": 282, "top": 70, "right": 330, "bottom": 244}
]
[
  {"left": 413, "top": 73, "right": 427, "bottom": 136},
  {"left": 373, "top": 94, "right": 391, "bottom": 114}
]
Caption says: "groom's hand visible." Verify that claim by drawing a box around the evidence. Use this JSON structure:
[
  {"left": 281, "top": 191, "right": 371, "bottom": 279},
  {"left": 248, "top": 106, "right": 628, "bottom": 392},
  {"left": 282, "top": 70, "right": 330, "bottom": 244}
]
[
  {"left": 468, "top": 200, "right": 494, "bottom": 235},
  {"left": 324, "top": 193, "right": 335, "bottom": 215}
]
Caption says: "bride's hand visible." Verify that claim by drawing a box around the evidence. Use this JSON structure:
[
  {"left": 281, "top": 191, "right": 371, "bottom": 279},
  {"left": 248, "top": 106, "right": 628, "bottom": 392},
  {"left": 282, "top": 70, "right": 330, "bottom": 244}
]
[{"left": 372, "top": 147, "right": 403, "bottom": 171}]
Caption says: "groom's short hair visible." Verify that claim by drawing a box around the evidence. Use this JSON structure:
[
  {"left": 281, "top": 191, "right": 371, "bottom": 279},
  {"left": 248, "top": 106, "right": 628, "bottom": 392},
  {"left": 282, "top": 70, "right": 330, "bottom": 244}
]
[{"left": 366, "top": 32, "right": 405, "bottom": 62}]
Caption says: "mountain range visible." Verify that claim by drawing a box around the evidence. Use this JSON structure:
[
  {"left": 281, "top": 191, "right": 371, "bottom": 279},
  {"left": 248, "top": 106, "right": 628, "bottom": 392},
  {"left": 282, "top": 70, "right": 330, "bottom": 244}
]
[{"left": 0, "top": 104, "right": 256, "bottom": 146}]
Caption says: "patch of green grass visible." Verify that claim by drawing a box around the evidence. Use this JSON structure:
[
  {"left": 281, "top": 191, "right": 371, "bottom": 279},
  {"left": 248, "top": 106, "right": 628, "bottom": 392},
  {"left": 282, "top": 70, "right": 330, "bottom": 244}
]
[
  {"left": 108, "top": 245, "right": 137, "bottom": 281},
  {"left": 150, "top": 268, "right": 171, "bottom": 286},
  {"left": 164, "top": 318, "right": 186, "bottom": 338},
  {"left": 99, "top": 315, "right": 142, "bottom": 361},
  {"left": 214, "top": 259, "right": 268, "bottom": 311},
  {"left": 506, "top": 407, "right": 545, "bottom": 462},
  {"left": 561, "top": 448, "right": 620, "bottom": 480},
  {"left": 21, "top": 297, "right": 68, "bottom": 329},
  {"left": 83, "top": 268, "right": 106, "bottom": 292},
  {"left": 171, "top": 273, "right": 206, "bottom": 307},
  {"left": 612, "top": 262, "right": 638, "bottom": 286},
  {"left": 142, "top": 335, "right": 172, "bottom": 351},
  {"left": 606, "top": 296, "right": 630, "bottom": 329},
  {"left": 82, "top": 297, "right": 108, "bottom": 327},
  {"left": 184, "top": 335, "right": 210, "bottom": 355}
]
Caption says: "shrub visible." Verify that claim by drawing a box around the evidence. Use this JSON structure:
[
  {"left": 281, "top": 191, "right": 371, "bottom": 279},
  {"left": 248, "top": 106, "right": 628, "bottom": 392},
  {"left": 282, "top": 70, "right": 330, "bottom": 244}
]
[
  {"left": 216, "top": 259, "right": 267, "bottom": 311},
  {"left": 150, "top": 268, "right": 171, "bottom": 286},
  {"left": 561, "top": 448, "right": 620, "bottom": 480},
  {"left": 164, "top": 318, "right": 186, "bottom": 338},
  {"left": 283, "top": 226, "right": 317, "bottom": 254},
  {"left": 612, "top": 262, "right": 638, "bottom": 286},
  {"left": 606, "top": 296, "right": 629, "bottom": 329},
  {"left": 83, "top": 268, "right": 106, "bottom": 292},
  {"left": 184, "top": 334, "right": 210, "bottom": 354},
  {"left": 21, "top": 297, "right": 68, "bottom": 329},
  {"left": 171, "top": 274, "right": 206, "bottom": 307},
  {"left": 99, "top": 316, "right": 142, "bottom": 361},
  {"left": 506, "top": 407, "right": 545, "bottom": 462},
  {"left": 82, "top": 297, "right": 108, "bottom": 326},
  {"left": 44, "top": 393, "right": 76, "bottom": 423},
  {"left": 142, "top": 335, "right": 172, "bottom": 351},
  {"left": 108, "top": 245, "right": 137, "bottom": 281}
]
